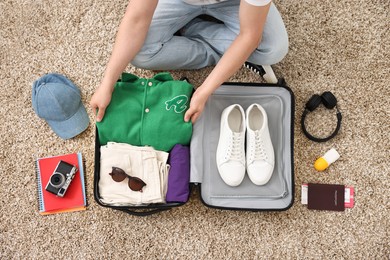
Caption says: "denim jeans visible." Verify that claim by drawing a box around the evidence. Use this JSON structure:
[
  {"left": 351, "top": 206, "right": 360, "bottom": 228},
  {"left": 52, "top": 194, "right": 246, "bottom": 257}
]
[{"left": 131, "top": 0, "right": 288, "bottom": 70}]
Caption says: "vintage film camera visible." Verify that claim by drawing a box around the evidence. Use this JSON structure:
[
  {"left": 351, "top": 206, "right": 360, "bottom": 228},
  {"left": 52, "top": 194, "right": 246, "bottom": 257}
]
[{"left": 45, "top": 160, "right": 77, "bottom": 197}]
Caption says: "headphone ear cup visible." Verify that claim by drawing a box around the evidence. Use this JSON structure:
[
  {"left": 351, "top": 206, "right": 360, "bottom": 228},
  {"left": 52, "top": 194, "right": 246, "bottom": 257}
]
[
  {"left": 321, "top": 91, "right": 337, "bottom": 109},
  {"left": 306, "top": 94, "right": 322, "bottom": 111}
]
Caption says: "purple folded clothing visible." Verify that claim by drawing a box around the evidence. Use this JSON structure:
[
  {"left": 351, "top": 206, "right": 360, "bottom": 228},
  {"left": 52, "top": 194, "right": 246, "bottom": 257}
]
[{"left": 166, "top": 144, "right": 190, "bottom": 203}]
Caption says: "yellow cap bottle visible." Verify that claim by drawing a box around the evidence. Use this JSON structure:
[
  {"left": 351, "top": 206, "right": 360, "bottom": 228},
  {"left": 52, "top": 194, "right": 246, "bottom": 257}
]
[{"left": 314, "top": 148, "right": 340, "bottom": 171}]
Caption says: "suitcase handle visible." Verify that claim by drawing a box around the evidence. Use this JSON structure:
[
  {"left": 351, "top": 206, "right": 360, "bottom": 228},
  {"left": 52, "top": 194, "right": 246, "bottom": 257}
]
[{"left": 117, "top": 207, "right": 171, "bottom": 216}]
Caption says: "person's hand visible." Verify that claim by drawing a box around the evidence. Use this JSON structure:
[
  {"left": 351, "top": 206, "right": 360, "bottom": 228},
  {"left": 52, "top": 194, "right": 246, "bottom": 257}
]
[
  {"left": 90, "top": 84, "right": 113, "bottom": 122},
  {"left": 184, "top": 88, "right": 210, "bottom": 124}
]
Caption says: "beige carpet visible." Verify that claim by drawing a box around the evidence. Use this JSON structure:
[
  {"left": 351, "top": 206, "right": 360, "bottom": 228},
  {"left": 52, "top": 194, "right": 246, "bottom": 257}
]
[{"left": 1, "top": 0, "right": 389, "bottom": 259}]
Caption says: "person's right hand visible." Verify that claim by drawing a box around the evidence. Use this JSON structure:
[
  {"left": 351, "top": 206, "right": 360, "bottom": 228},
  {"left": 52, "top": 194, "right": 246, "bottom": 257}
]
[{"left": 90, "top": 84, "right": 113, "bottom": 122}]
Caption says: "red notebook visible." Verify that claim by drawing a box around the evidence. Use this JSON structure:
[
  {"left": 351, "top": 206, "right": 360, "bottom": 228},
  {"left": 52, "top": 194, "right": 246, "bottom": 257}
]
[{"left": 36, "top": 152, "right": 87, "bottom": 215}]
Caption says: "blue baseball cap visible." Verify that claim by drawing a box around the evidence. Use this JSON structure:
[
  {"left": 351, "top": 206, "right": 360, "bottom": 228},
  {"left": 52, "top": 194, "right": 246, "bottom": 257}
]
[{"left": 32, "top": 73, "right": 90, "bottom": 139}]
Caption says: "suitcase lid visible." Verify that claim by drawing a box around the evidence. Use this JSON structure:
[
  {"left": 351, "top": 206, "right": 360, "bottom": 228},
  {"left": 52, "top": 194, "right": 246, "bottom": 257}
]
[{"left": 190, "top": 81, "right": 295, "bottom": 210}]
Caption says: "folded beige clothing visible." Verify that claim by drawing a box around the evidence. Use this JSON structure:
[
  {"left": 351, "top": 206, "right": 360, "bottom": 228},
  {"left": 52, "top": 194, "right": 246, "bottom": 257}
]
[{"left": 99, "top": 142, "right": 169, "bottom": 206}]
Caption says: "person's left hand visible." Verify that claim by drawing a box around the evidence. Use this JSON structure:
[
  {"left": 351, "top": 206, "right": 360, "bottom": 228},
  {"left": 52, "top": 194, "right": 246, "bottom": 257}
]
[{"left": 184, "top": 88, "right": 210, "bottom": 124}]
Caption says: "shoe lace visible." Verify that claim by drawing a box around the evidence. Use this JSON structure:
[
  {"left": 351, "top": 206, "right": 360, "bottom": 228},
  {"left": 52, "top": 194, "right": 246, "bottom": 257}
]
[
  {"left": 225, "top": 133, "right": 243, "bottom": 161},
  {"left": 251, "top": 131, "right": 267, "bottom": 161}
]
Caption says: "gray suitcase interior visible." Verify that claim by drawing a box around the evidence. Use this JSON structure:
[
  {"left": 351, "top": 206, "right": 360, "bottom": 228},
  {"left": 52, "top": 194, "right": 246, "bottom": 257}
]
[{"left": 190, "top": 83, "right": 294, "bottom": 210}]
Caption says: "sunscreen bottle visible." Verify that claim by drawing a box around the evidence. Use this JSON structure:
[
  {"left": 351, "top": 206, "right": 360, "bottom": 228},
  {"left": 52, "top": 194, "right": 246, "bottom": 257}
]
[{"left": 314, "top": 148, "right": 340, "bottom": 171}]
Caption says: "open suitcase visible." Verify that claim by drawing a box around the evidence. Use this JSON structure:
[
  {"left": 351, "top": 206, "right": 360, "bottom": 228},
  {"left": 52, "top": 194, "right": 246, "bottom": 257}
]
[{"left": 94, "top": 78, "right": 294, "bottom": 216}]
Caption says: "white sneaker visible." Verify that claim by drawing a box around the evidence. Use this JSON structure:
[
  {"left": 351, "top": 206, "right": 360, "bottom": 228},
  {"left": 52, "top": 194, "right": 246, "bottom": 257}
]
[
  {"left": 216, "top": 104, "right": 246, "bottom": 187},
  {"left": 246, "top": 104, "right": 275, "bottom": 185},
  {"left": 244, "top": 62, "right": 278, "bottom": 84}
]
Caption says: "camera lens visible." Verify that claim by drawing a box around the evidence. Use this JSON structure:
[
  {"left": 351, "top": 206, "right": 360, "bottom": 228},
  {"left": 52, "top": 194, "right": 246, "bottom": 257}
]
[{"left": 50, "top": 172, "right": 66, "bottom": 188}]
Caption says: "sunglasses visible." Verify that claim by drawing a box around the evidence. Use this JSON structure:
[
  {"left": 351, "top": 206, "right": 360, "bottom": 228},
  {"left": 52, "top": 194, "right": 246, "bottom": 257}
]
[{"left": 109, "top": 167, "right": 147, "bottom": 192}]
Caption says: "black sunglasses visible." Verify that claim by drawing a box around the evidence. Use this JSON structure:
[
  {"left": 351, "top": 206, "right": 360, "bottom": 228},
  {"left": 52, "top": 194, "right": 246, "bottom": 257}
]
[{"left": 109, "top": 167, "right": 146, "bottom": 192}]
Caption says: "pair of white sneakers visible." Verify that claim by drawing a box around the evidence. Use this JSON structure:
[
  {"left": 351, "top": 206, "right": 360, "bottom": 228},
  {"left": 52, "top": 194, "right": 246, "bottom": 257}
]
[{"left": 216, "top": 104, "right": 275, "bottom": 187}]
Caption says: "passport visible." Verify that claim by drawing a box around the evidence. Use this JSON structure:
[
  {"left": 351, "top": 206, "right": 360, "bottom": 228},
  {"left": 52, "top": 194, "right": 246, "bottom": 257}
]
[{"left": 307, "top": 183, "right": 345, "bottom": 211}]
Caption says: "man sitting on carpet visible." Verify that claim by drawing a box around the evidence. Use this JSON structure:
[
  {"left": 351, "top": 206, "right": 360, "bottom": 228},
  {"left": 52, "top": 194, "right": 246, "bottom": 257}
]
[{"left": 90, "top": 0, "right": 288, "bottom": 123}]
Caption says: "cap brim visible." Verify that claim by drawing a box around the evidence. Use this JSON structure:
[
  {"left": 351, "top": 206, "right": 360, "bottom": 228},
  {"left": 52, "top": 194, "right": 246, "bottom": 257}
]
[{"left": 46, "top": 102, "right": 90, "bottom": 140}]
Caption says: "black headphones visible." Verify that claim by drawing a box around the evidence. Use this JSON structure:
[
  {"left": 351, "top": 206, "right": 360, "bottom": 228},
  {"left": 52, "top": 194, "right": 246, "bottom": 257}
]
[{"left": 301, "top": 91, "right": 342, "bottom": 142}]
